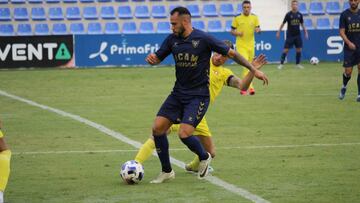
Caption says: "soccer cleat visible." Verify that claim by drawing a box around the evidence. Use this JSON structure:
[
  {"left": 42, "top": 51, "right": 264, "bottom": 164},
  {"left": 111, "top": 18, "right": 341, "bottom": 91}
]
[
  {"left": 277, "top": 64, "right": 283, "bottom": 70},
  {"left": 357, "top": 95, "right": 360, "bottom": 102},
  {"left": 249, "top": 88, "right": 255, "bottom": 95},
  {"left": 185, "top": 164, "right": 214, "bottom": 173},
  {"left": 240, "top": 90, "right": 247, "bottom": 95},
  {"left": 0, "top": 191, "right": 3, "bottom": 203},
  {"left": 338, "top": 87, "right": 347, "bottom": 100},
  {"left": 150, "top": 170, "right": 175, "bottom": 184},
  {"left": 198, "top": 152, "right": 212, "bottom": 179},
  {"left": 296, "top": 64, "right": 304, "bottom": 69}
]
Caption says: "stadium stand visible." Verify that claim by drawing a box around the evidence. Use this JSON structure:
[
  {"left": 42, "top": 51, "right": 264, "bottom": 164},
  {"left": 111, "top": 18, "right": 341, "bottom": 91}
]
[
  {"left": 304, "top": 18, "right": 315, "bottom": 30},
  {"left": 17, "top": 23, "right": 32, "bottom": 35},
  {"left": 207, "top": 20, "right": 222, "bottom": 32},
  {"left": 122, "top": 21, "right": 137, "bottom": 33},
  {"left": 326, "top": 1, "right": 341, "bottom": 15},
  {"left": 152, "top": 5, "right": 167, "bottom": 18},
  {"left": 14, "top": 7, "right": 29, "bottom": 21},
  {"left": 316, "top": 18, "right": 331, "bottom": 29},
  {"left": 299, "top": 2, "right": 309, "bottom": 15},
  {"left": 156, "top": 21, "right": 170, "bottom": 33},
  {"left": 49, "top": 7, "right": 64, "bottom": 21},
  {"left": 83, "top": 6, "right": 98, "bottom": 20},
  {"left": 220, "top": 3, "right": 234, "bottom": 17},
  {"left": 134, "top": 5, "right": 150, "bottom": 19},
  {"left": 34, "top": 23, "right": 50, "bottom": 35},
  {"left": 0, "top": 24, "right": 14, "bottom": 35},
  {"left": 0, "top": 8, "right": 11, "bottom": 21},
  {"left": 118, "top": 6, "right": 132, "bottom": 19},
  {"left": 332, "top": 17, "right": 339, "bottom": 29},
  {"left": 70, "top": 22, "right": 85, "bottom": 34},
  {"left": 52, "top": 23, "right": 67, "bottom": 34},
  {"left": 203, "top": 3, "right": 218, "bottom": 17},
  {"left": 104, "top": 22, "right": 120, "bottom": 34},
  {"left": 66, "top": 7, "right": 81, "bottom": 20},
  {"left": 309, "top": 1, "right": 325, "bottom": 15},
  {"left": 139, "top": 21, "right": 154, "bottom": 33},
  {"left": 87, "top": 22, "right": 102, "bottom": 34}
]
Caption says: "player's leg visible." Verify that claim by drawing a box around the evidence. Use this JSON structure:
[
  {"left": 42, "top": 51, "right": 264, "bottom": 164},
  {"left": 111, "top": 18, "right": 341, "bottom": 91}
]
[
  {"left": 0, "top": 130, "right": 11, "bottom": 203},
  {"left": 238, "top": 48, "right": 251, "bottom": 95},
  {"left": 357, "top": 64, "right": 360, "bottom": 102},
  {"left": 179, "top": 96, "right": 211, "bottom": 178},
  {"left": 295, "top": 36, "right": 304, "bottom": 69},
  {"left": 339, "top": 49, "right": 355, "bottom": 100},
  {"left": 278, "top": 37, "right": 292, "bottom": 69},
  {"left": 248, "top": 48, "right": 256, "bottom": 95}
]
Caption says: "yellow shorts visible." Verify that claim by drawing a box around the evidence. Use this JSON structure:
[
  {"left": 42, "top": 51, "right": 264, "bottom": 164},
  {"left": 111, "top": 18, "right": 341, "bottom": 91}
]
[
  {"left": 169, "top": 117, "right": 212, "bottom": 137},
  {"left": 237, "top": 47, "right": 255, "bottom": 62},
  {"left": 0, "top": 130, "right": 3, "bottom": 138}
]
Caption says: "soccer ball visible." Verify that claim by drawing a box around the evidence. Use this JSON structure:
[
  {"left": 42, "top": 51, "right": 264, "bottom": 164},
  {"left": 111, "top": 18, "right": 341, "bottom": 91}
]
[
  {"left": 120, "top": 160, "right": 144, "bottom": 184},
  {"left": 310, "top": 57, "right": 319, "bottom": 65}
]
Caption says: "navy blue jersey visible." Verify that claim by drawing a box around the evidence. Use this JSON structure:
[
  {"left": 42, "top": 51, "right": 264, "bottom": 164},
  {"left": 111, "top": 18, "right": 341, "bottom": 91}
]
[
  {"left": 155, "top": 29, "right": 230, "bottom": 96},
  {"left": 283, "top": 11, "right": 304, "bottom": 37},
  {"left": 340, "top": 9, "right": 360, "bottom": 49}
]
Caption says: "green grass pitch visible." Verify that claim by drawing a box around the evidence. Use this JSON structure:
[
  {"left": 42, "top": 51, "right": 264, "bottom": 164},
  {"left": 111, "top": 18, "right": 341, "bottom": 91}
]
[{"left": 0, "top": 62, "right": 359, "bottom": 203}]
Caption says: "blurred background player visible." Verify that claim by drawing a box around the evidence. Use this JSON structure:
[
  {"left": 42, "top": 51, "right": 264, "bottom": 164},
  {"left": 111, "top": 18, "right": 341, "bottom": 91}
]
[
  {"left": 338, "top": 0, "right": 360, "bottom": 102},
  {"left": 231, "top": 0, "right": 261, "bottom": 95},
  {"left": 0, "top": 119, "right": 11, "bottom": 203},
  {"left": 136, "top": 41, "right": 267, "bottom": 173},
  {"left": 276, "top": 0, "right": 309, "bottom": 70}
]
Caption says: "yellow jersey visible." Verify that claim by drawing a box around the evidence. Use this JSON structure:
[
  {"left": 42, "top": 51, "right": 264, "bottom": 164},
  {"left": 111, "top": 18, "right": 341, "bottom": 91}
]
[
  {"left": 231, "top": 13, "right": 260, "bottom": 50},
  {"left": 209, "top": 59, "right": 234, "bottom": 103}
]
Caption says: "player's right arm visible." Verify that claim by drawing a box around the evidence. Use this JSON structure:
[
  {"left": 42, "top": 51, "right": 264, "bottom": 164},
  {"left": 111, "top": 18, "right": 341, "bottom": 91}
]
[
  {"left": 276, "top": 13, "right": 288, "bottom": 39},
  {"left": 146, "top": 35, "right": 172, "bottom": 65},
  {"left": 339, "top": 13, "right": 356, "bottom": 50},
  {"left": 230, "top": 16, "right": 243, "bottom": 37}
]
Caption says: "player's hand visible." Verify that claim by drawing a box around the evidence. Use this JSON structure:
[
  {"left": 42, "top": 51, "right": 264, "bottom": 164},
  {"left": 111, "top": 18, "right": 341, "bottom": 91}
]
[
  {"left": 348, "top": 42, "right": 356, "bottom": 50},
  {"left": 254, "top": 69, "right": 269, "bottom": 85},
  {"left": 146, "top": 53, "right": 161, "bottom": 65},
  {"left": 237, "top": 32, "right": 243, "bottom": 37},
  {"left": 305, "top": 32, "right": 309, "bottom": 40},
  {"left": 255, "top": 27, "right": 261, "bottom": 33},
  {"left": 251, "top": 54, "right": 267, "bottom": 70},
  {"left": 276, "top": 31, "right": 280, "bottom": 39}
]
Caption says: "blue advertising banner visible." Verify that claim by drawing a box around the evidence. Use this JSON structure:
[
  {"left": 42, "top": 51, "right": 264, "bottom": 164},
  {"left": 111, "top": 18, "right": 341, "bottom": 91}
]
[{"left": 74, "top": 30, "right": 343, "bottom": 67}]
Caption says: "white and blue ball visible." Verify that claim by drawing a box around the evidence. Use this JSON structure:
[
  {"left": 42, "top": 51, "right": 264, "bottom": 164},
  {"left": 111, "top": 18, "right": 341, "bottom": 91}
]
[
  {"left": 310, "top": 57, "right": 320, "bottom": 65},
  {"left": 120, "top": 160, "right": 144, "bottom": 184}
]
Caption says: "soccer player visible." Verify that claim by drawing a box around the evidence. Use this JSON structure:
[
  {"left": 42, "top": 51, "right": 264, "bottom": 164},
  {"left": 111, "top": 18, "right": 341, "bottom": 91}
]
[
  {"left": 145, "top": 7, "right": 268, "bottom": 183},
  {"left": 136, "top": 41, "right": 267, "bottom": 173},
  {"left": 231, "top": 0, "right": 261, "bottom": 95},
  {"left": 276, "top": 0, "right": 309, "bottom": 70},
  {"left": 0, "top": 119, "right": 11, "bottom": 203},
  {"left": 338, "top": 0, "right": 360, "bottom": 102}
]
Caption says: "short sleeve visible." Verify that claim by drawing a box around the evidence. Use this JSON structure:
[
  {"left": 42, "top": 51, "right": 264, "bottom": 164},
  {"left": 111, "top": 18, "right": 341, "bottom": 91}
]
[
  {"left": 339, "top": 12, "right": 346, "bottom": 29},
  {"left": 222, "top": 68, "right": 235, "bottom": 86},
  {"left": 231, "top": 17, "right": 238, "bottom": 30},
  {"left": 300, "top": 13, "right": 304, "bottom": 24},
  {"left": 206, "top": 33, "right": 230, "bottom": 56},
  {"left": 282, "top": 13, "right": 288, "bottom": 24},
  {"left": 255, "top": 16, "right": 260, "bottom": 27},
  {"left": 155, "top": 35, "right": 172, "bottom": 61}
]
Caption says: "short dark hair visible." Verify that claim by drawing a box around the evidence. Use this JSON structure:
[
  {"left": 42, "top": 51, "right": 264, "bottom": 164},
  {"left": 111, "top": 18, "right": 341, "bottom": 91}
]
[
  {"left": 170, "top": 6, "right": 192, "bottom": 17},
  {"left": 242, "top": 0, "right": 251, "bottom": 5},
  {"left": 223, "top": 40, "right": 234, "bottom": 49}
]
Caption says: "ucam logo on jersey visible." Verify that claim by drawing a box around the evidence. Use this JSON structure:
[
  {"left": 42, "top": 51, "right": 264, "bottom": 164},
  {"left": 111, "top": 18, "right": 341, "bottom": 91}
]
[
  {"left": 0, "top": 35, "right": 74, "bottom": 68},
  {"left": 75, "top": 34, "right": 169, "bottom": 67}
]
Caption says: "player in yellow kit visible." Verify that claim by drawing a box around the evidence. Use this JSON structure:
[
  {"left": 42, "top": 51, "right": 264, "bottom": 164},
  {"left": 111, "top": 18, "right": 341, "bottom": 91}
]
[
  {"left": 0, "top": 119, "right": 11, "bottom": 203},
  {"left": 231, "top": 0, "right": 261, "bottom": 95},
  {"left": 134, "top": 40, "right": 267, "bottom": 173}
]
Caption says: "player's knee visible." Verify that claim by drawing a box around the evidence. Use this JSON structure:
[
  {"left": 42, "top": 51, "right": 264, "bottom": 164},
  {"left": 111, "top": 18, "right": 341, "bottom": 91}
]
[
  {"left": 178, "top": 128, "right": 191, "bottom": 139},
  {"left": 152, "top": 126, "right": 166, "bottom": 136},
  {"left": 209, "top": 150, "right": 216, "bottom": 158},
  {"left": 345, "top": 69, "right": 353, "bottom": 76}
]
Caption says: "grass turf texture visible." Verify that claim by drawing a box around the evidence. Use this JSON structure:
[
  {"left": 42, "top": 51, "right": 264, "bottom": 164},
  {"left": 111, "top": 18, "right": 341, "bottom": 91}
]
[{"left": 0, "top": 62, "right": 359, "bottom": 202}]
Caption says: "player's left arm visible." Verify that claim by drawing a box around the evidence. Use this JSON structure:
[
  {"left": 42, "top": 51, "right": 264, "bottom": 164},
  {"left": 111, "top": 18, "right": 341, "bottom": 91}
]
[
  {"left": 255, "top": 16, "right": 261, "bottom": 33},
  {"left": 300, "top": 14, "right": 309, "bottom": 39}
]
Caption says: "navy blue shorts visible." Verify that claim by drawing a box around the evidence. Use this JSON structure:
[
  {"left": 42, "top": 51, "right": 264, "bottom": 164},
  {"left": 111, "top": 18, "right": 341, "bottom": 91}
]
[
  {"left": 157, "top": 93, "right": 210, "bottom": 128},
  {"left": 343, "top": 47, "right": 360, "bottom": 67},
  {"left": 284, "top": 35, "right": 303, "bottom": 49}
]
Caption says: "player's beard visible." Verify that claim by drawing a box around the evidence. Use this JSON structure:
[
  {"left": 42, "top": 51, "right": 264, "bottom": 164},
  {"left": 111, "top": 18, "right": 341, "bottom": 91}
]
[
  {"left": 177, "top": 26, "right": 185, "bottom": 38},
  {"left": 350, "top": 3, "right": 358, "bottom": 10}
]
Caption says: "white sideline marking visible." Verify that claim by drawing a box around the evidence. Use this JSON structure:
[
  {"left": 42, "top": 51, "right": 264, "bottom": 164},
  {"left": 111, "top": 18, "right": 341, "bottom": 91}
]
[
  {"left": 0, "top": 89, "right": 270, "bottom": 203},
  {"left": 12, "top": 142, "right": 360, "bottom": 155}
]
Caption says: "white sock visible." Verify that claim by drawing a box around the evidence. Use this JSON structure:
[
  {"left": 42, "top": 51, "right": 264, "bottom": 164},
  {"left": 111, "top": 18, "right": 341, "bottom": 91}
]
[{"left": 0, "top": 191, "right": 3, "bottom": 203}]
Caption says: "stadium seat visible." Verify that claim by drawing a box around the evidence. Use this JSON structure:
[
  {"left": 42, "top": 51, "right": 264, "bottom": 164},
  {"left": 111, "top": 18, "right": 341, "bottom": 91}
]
[
  {"left": 299, "top": 2, "right": 308, "bottom": 15},
  {"left": 157, "top": 21, "right": 170, "bottom": 33},
  {"left": 208, "top": 20, "right": 223, "bottom": 32},
  {"left": 236, "top": 4, "right": 243, "bottom": 14},
  {"left": 31, "top": 7, "right": 46, "bottom": 21},
  {"left": 122, "top": 22, "right": 137, "bottom": 34},
  {"left": 46, "top": 0, "right": 60, "bottom": 3},
  {"left": 80, "top": 0, "right": 94, "bottom": 2},
  {"left": 192, "top": 21, "right": 205, "bottom": 31},
  {"left": 0, "top": 24, "right": 14, "bottom": 36},
  {"left": 88, "top": 22, "right": 102, "bottom": 34},
  {"left": 152, "top": 5, "right": 167, "bottom": 18},
  {"left": 303, "top": 18, "right": 314, "bottom": 30},
  {"left": 63, "top": 0, "right": 77, "bottom": 3},
  {"left": 333, "top": 17, "right": 339, "bottom": 29},
  {"left": 150, "top": 0, "right": 161, "bottom": 1},
  {"left": 118, "top": 5, "right": 132, "bottom": 19},
  {"left": 104, "top": 22, "right": 120, "bottom": 34},
  {"left": 52, "top": 23, "right": 67, "bottom": 34},
  {"left": 49, "top": 7, "right": 64, "bottom": 20},
  {"left": 326, "top": 1, "right": 341, "bottom": 14},
  {"left": 70, "top": 22, "right": 85, "bottom": 34},
  {"left": 203, "top": 4, "right": 217, "bottom": 17},
  {"left": 101, "top": 6, "right": 116, "bottom": 19},
  {"left": 115, "top": 0, "right": 128, "bottom": 2},
  {"left": 186, "top": 4, "right": 200, "bottom": 18},
  {"left": 17, "top": 23, "right": 32, "bottom": 35},
  {"left": 132, "top": 0, "right": 145, "bottom": 1},
  {"left": 28, "top": 0, "right": 42, "bottom": 3},
  {"left": 0, "top": 0, "right": 8, "bottom": 3},
  {"left": 11, "top": 0, "right": 26, "bottom": 3},
  {"left": 225, "top": 20, "right": 232, "bottom": 32},
  {"left": 14, "top": 7, "right": 29, "bottom": 21},
  {"left": 134, "top": 5, "right": 150, "bottom": 19},
  {"left": 343, "top": 2, "right": 350, "bottom": 10},
  {"left": 139, "top": 22, "right": 154, "bottom": 33},
  {"left": 316, "top": 18, "right": 331, "bottom": 30},
  {"left": 220, "top": 3, "right": 234, "bottom": 17},
  {"left": 98, "top": 0, "right": 111, "bottom": 2},
  {"left": 66, "top": 7, "right": 81, "bottom": 20},
  {"left": 309, "top": 2, "right": 325, "bottom": 15},
  {"left": 0, "top": 8, "right": 11, "bottom": 21},
  {"left": 34, "top": 23, "right": 50, "bottom": 35},
  {"left": 83, "top": 6, "right": 98, "bottom": 20}
]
